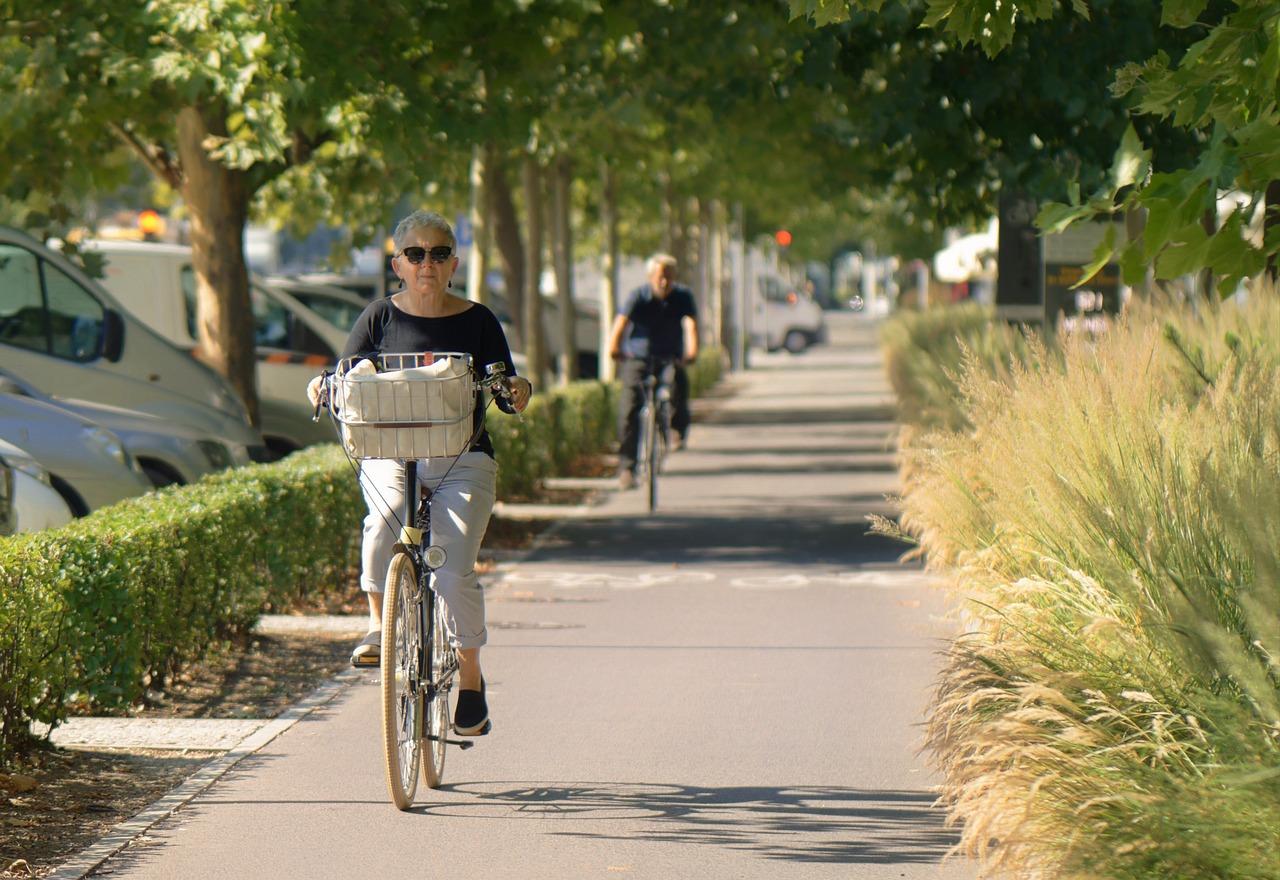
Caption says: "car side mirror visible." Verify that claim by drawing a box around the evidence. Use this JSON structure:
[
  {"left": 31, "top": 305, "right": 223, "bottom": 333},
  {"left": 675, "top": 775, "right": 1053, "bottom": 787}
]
[{"left": 101, "top": 309, "right": 125, "bottom": 362}]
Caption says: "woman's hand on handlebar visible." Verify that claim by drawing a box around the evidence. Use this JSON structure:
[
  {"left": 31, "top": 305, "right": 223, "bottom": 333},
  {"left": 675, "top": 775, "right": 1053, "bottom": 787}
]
[
  {"left": 508, "top": 376, "right": 532, "bottom": 412},
  {"left": 306, "top": 374, "right": 326, "bottom": 407},
  {"left": 307, "top": 372, "right": 331, "bottom": 420}
]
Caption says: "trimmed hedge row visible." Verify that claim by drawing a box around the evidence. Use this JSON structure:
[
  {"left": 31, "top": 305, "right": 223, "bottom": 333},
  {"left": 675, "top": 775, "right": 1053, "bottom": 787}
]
[{"left": 0, "top": 349, "right": 722, "bottom": 765}]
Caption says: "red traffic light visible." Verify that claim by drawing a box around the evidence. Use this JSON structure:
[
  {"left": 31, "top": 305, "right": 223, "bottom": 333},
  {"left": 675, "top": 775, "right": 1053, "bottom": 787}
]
[{"left": 774, "top": 229, "right": 792, "bottom": 248}]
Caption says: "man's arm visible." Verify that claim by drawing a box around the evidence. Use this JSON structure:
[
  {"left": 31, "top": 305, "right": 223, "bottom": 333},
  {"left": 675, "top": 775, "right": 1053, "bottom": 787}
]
[
  {"left": 681, "top": 315, "right": 699, "bottom": 365},
  {"left": 607, "top": 313, "right": 631, "bottom": 360}
]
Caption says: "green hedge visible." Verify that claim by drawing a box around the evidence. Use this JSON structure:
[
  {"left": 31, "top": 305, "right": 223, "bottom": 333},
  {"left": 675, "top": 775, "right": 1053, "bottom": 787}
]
[
  {"left": 879, "top": 300, "right": 1041, "bottom": 433},
  {"left": 0, "top": 349, "right": 722, "bottom": 765}
]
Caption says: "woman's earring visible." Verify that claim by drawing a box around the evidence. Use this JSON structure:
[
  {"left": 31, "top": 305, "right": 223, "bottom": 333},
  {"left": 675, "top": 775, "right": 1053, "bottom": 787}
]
[{"left": 447, "top": 279, "right": 452, "bottom": 289}]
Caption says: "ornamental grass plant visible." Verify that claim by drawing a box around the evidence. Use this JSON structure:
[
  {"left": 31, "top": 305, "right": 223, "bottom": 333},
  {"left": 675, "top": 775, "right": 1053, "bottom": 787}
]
[
  {"left": 880, "top": 300, "right": 1040, "bottom": 434},
  {"left": 886, "top": 289, "right": 1280, "bottom": 879}
]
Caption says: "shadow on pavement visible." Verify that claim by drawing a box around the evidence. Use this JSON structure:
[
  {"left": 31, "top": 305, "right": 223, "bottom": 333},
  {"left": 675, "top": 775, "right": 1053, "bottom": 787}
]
[
  {"left": 425, "top": 781, "right": 958, "bottom": 866},
  {"left": 690, "top": 443, "right": 897, "bottom": 457},
  {"left": 536, "top": 513, "right": 908, "bottom": 568},
  {"left": 703, "top": 405, "right": 896, "bottom": 425},
  {"left": 667, "top": 460, "right": 896, "bottom": 477}
]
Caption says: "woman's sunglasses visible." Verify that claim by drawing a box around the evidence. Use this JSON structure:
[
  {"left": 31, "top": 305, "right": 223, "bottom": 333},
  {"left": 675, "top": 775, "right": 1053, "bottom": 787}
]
[{"left": 399, "top": 245, "right": 453, "bottom": 264}]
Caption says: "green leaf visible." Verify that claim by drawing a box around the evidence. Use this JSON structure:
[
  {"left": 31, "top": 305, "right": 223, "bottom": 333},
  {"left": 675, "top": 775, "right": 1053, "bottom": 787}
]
[
  {"left": 1071, "top": 223, "right": 1116, "bottom": 288},
  {"left": 1206, "top": 211, "right": 1268, "bottom": 296},
  {"left": 1109, "top": 125, "right": 1151, "bottom": 193},
  {"left": 1160, "top": 0, "right": 1209, "bottom": 28},
  {"left": 1154, "top": 223, "right": 1210, "bottom": 278},
  {"left": 789, "top": 0, "right": 852, "bottom": 25},
  {"left": 1036, "top": 201, "right": 1096, "bottom": 235},
  {"left": 1118, "top": 239, "right": 1148, "bottom": 287},
  {"left": 1142, "top": 198, "right": 1179, "bottom": 261},
  {"left": 1234, "top": 114, "right": 1280, "bottom": 183}
]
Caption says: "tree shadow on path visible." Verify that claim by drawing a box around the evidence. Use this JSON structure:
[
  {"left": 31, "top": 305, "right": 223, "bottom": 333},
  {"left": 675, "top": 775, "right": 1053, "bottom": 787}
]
[{"left": 425, "top": 781, "right": 958, "bottom": 866}]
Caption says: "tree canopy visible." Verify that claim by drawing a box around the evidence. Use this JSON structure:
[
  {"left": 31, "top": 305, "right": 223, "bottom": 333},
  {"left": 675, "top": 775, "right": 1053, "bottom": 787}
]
[{"left": 793, "top": 0, "right": 1279, "bottom": 290}]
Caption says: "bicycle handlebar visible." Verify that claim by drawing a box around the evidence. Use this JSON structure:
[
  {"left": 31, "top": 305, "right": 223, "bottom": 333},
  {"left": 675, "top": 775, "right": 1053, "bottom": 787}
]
[{"left": 310, "top": 360, "right": 519, "bottom": 424}]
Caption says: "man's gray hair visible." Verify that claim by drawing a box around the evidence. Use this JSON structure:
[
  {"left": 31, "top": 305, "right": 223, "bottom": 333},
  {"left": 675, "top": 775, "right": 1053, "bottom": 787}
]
[
  {"left": 393, "top": 210, "right": 455, "bottom": 251},
  {"left": 646, "top": 253, "right": 677, "bottom": 274}
]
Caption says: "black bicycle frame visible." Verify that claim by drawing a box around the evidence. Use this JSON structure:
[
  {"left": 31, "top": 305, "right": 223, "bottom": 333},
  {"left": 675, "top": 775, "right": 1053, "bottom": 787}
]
[{"left": 401, "top": 461, "right": 446, "bottom": 713}]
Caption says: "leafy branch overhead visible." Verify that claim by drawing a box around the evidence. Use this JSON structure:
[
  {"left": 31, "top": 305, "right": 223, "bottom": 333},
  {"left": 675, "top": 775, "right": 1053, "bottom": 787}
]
[{"left": 794, "top": 0, "right": 1280, "bottom": 291}]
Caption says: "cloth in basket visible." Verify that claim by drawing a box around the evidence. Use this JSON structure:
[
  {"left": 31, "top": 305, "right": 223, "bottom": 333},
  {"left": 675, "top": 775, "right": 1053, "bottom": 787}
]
[{"left": 339, "top": 356, "right": 476, "bottom": 459}]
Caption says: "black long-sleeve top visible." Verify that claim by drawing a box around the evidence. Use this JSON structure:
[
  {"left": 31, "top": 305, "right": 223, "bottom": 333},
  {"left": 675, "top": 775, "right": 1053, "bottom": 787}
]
[{"left": 339, "top": 298, "right": 518, "bottom": 458}]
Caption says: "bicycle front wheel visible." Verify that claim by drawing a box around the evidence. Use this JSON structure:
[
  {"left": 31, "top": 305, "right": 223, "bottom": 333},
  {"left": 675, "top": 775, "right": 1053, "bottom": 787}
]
[
  {"left": 381, "top": 551, "right": 421, "bottom": 810},
  {"left": 421, "top": 591, "right": 451, "bottom": 789}
]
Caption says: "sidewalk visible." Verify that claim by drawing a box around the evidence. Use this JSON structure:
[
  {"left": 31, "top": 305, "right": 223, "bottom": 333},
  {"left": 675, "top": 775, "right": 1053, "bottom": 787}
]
[{"left": 60, "top": 312, "right": 973, "bottom": 880}]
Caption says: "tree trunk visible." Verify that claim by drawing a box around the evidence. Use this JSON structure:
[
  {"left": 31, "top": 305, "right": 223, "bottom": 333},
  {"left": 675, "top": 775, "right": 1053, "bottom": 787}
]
[
  {"left": 551, "top": 154, "right": 578, "bottom": 382},
  {"left": 599, "top": 158, "right": 619, "bottom": 383},
  {"left": 176, "top": 103, "right": 259, "bottom": 425},
  {"left": 1198, "top": 207, "right": 1216, "bottom": 300},
  {"left": 660, "top": 171, "right": 674, "bottom": 253},
  {"left": 521, "top": 153, "right": 547, "bottom": 389},
  {"left": 465, "top": 143, "right": 491, "bottom": 307},
  {"left": 674, "top": 196, "right": 694, "bottom": 286},
  {"left": 1124, "top": 203, "right": 1151, "bottom": 301},
  {"left": 1266, "top": 180, "right": 1280, "bottom": 279},
  {"left": 695, "top": 197, "right": 710, "bottom": 316},
  {"left": 489, "top": 150, "right": 525, "bottom": 344},
  {"left": 710, "top": 199, "right": 726, "bottom": 350},
  {"left": 669, "top": 184, "right": 689, "bottom": 270},
  {"left": 730, "top": 201, "right": 748, "bottom": 371},
  {"left": 995, "top": 190, "right": 1044, "bottom": 325}
]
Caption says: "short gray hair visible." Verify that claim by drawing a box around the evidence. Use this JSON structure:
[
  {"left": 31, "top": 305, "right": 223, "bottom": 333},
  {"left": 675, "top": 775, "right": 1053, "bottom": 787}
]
[
  {"left": 392, "top": 210, "right": 455, "bottom": 252},
  {"left": 646, "top": 253, "right": 677, "bottom": 273}
]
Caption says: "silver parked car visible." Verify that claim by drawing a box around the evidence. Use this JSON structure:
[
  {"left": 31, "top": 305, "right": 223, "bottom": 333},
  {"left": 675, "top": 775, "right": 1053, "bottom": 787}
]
[
  {"left": 259, "top": 277, "right": 368, "bottom": 335},
  {"left": 0, "top": 437, "right": 73, "bottom": 535},
  {"left": 0, "top": 392, "right": 153, "bottom": 516},
  {"left": 0, "top": 369, "right": 235, "bottom": 487},
  {"left": 0, "top": 227, "right": 268, "bottom": 464}
]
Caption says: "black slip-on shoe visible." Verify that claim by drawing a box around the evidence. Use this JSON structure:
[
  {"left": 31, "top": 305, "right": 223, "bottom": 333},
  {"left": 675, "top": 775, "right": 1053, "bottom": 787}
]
[{"left": 453, "top": 678, "right": 490, "bottom": 736}]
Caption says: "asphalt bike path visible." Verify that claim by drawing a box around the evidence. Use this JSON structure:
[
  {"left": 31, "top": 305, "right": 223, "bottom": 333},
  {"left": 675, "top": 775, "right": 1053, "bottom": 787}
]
[{"left": 83, "top": 312, "right": 974, "bottom": 879}]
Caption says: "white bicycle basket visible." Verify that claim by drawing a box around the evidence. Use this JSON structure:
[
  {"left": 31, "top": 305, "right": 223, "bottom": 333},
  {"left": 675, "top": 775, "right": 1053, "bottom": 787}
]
[{"left": 334, "top": 352, "right": 476, "bottom": 459}]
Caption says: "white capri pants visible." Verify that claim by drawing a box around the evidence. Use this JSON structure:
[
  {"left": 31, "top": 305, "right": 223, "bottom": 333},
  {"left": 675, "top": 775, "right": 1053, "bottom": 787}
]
[{"left": 358, "top": 451, "right": 497, "bottom": 650}]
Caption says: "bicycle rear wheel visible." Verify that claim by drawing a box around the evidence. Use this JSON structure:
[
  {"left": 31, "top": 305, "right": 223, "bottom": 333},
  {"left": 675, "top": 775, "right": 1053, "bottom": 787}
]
[
  {"left": 421, "top": 591, "right": 451, "bottom": 788},
  {"left": 644, "top": 402, "right": 659, "bottom": 512},
  {"left": 381, "top": 551, "right": 421, "bottom": 810}
]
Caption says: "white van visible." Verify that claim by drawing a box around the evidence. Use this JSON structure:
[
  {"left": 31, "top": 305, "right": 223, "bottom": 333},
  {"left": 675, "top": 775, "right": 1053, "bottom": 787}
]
[
  {"left": 0, "top": 228, "right": 266, "bottom": 464},
  {"left": 87, "top": 240, "right": 342, "bottom": 456},
  {"left": 753, "top": 275, "right": 828, "bottom": 354}
]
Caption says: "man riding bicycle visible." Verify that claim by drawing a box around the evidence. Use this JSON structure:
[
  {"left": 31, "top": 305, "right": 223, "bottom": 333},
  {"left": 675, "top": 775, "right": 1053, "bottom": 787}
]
[{"left": 607, "top": 253, "right": 699, "bottom": 490}]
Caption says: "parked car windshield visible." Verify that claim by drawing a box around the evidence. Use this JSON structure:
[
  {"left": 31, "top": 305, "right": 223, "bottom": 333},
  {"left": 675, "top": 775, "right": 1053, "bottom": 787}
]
[
  {"left": 0, "top": 243, "right": 105, "bottom": 362},
  {"left": 281, "top": 288, "right": 364, "bottom": 334}
]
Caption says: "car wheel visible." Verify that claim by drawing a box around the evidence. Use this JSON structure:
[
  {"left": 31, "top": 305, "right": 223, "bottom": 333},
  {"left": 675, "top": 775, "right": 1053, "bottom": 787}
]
[
  {"left": 140, "top": 460, "right": 185, "bottom": 489},
  {"left": 783, "top": 330, "right": 808, "bottom": 354}
]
